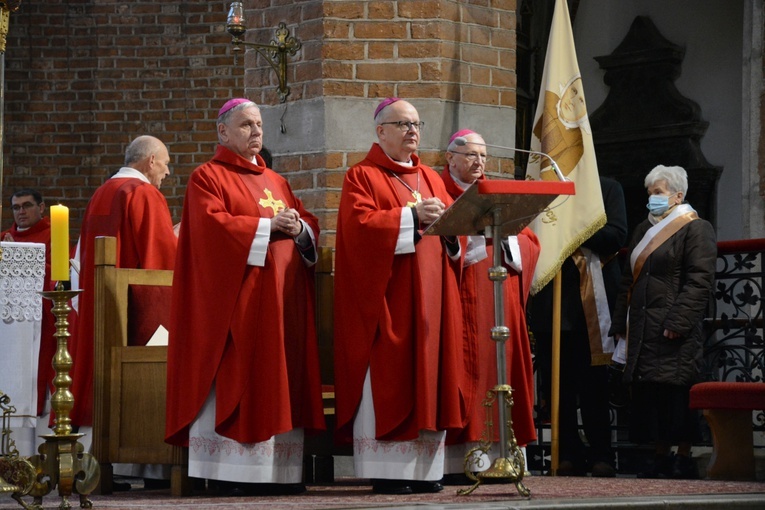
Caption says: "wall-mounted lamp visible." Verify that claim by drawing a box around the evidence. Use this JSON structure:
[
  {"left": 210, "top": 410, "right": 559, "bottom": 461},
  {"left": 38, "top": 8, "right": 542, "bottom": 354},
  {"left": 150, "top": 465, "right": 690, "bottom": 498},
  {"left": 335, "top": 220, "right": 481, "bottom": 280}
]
[{"left": 226, "top": 2, "right": 302, "bottom": 103}]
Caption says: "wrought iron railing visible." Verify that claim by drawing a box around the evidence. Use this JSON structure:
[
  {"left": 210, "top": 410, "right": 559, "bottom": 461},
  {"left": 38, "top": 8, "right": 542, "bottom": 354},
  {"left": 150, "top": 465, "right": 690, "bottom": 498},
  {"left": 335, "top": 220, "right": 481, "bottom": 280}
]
[
  {"left": 702, "top": 239, "right": 765, "bottom": 443},
  {"left": 703, "top": 239, "right": 765, "bottom": 384}
]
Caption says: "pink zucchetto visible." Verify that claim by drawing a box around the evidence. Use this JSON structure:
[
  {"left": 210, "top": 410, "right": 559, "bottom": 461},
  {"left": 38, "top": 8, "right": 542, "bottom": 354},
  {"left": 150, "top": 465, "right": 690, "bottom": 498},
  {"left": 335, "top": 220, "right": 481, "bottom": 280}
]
[
  {"left": 449, "top": 129, "right": 477, "bottom": 145},
  {"left": 374, "top": 97, "right": 401, "bottom": 119},
  {"left": 218, "top": 98, "right": 253, "bottom": 117}
]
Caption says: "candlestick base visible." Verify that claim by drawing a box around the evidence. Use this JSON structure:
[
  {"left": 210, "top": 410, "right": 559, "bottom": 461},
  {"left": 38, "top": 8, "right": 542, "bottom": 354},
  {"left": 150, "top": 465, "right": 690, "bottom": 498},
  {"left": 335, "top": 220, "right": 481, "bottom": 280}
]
[
  {"left": 27, "top": 434, "right": 100, "bottom": 509},
  {"left": 20, "top": 284, "right": 101, "bottom": 509}
]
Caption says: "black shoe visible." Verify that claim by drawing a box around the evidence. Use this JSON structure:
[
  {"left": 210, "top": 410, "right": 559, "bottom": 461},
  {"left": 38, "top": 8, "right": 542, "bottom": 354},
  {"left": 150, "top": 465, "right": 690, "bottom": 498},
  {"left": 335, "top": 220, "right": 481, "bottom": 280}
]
[
  {"left": 371, "top": 479, "right": 412, "bottom": 495},
  {"left": 112, "top": 479, "right": 132, "bottom": 492},
  {"left": 556, "top": 460, "right": 587, "bottom": 477},
  {"left": 143, "top": 478, "right": 171, "bottom": 490},
  {"left": 591, "top": 461, "right": 616, "bottom": 478},
  {"left": 246, "top": 482, "right": 306, "bottom": 496},
  {"left": 410, "top": 480, "right": 443, "bottom": 493},
  {"left": 672, "top": 455, "right": 699, "bottom": 480},
  {"left": 440, "top": 473, "right": 473, "bottom": 486},
  {"left": 638, "top": 454, "right": 674, "bottom": 479},
  {"left": 215, "top": 481, "right": 246, "bottom": 497}
]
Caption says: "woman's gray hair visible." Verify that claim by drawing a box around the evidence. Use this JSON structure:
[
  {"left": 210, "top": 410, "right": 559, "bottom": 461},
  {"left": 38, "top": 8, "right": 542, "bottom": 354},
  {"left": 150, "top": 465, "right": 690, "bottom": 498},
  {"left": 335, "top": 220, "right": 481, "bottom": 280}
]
[{"left": 644, "top": 165, "right": 688, "bottom": 196}]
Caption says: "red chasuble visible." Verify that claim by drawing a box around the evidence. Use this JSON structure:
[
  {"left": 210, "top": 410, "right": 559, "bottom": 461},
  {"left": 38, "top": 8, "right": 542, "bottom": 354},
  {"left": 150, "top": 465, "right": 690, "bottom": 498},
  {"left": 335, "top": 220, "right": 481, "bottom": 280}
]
[
  {"left": 165, "top": 145, "right": 325, "bottom": 447},
  {"left": 2, "top": 218, "right": 58, "bottom": 415},
  {"left": 69, "top": 177, "right": 177, "bottom": 427},
  {"left": 333, "top": 143, "right": 466, "bottom": 444},
  {"left": 440, "top": 170, "right": 541, "bottom": 446}
]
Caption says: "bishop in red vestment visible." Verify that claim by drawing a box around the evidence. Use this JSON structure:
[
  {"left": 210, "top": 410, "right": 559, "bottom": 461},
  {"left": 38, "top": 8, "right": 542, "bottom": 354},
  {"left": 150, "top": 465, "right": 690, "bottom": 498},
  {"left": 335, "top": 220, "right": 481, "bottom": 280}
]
[
  {"left": 333, "top": 99, "right": 465, "bottom": 495},
  {"left": 165, "top": 99, "right": 324, "bottom": 493},
  {"left": 2, "top": 190, "right": 57, "bottom": 416},
  {"left": 439, "top": 131, "right": 540, "bottom": 477},
  {"left": 69, "top": 136, "right": 177, "bottom": 427}
]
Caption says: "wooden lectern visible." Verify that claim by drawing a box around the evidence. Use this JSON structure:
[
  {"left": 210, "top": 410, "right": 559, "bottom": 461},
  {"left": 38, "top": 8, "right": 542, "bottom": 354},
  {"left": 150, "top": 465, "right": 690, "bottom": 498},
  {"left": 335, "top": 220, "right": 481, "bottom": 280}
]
[{"left": 424, "top": 179, "right": 575, "bottom": 497}]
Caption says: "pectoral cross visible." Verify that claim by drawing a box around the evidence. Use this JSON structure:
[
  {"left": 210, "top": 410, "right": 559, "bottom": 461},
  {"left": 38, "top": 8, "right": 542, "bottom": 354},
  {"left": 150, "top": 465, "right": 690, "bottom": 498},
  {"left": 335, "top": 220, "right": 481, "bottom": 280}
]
[
  {"left": 406, "top": 190, "right": 422, "bottom": 208},
  {"left": 259, "top": 188, "right": 286, "bottom": 214}
]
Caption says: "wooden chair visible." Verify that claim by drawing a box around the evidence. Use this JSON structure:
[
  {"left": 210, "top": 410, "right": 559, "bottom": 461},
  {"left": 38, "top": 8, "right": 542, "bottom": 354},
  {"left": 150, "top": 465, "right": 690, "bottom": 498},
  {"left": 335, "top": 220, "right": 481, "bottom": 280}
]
[{"left": 92, "top": 236, "right": 190, "bottom": 496}]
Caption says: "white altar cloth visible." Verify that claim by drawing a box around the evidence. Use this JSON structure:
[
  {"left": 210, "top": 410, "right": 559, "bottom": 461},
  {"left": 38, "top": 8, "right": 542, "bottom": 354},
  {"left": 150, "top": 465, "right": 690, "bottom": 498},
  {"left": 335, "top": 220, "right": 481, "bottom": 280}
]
[{"left": 0, "top": 241, "right": 45, "bottom": 456}]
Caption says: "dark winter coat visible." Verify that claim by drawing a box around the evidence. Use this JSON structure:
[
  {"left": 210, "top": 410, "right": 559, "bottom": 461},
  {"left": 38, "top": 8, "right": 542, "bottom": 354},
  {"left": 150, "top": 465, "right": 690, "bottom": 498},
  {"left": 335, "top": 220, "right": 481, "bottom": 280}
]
[{"left": 609, "top": 211, "right": 716, "bottom": 386}]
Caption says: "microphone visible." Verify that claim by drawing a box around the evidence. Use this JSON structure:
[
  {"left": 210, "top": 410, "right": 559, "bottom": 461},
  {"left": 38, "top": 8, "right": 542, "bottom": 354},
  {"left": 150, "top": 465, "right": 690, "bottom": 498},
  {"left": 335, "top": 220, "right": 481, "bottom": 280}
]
[{"left": 453, "top": 136, "right": 567, "bottom": 182}]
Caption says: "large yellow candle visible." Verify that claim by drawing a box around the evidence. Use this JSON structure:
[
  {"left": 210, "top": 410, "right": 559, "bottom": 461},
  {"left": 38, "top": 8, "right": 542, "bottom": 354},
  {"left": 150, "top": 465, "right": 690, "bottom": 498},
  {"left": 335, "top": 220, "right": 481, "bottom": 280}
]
[{"left": 50, "top": 204, "right": 70, "bottom": 282}]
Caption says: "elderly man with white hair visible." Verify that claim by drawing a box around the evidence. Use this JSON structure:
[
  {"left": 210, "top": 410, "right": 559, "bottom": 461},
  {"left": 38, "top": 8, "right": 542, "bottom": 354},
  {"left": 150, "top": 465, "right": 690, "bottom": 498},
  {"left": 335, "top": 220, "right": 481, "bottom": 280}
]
[{"left": 609, "top": 164, "right": 716, "bottom": 480}]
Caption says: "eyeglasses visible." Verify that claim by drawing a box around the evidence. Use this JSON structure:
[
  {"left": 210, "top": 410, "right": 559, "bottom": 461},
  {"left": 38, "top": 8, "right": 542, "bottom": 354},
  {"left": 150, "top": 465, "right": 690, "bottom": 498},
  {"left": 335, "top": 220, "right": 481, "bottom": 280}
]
[
  {"left": 449, "top": 151, "right": 487, "bottom": 162},
  {"left": 379, "top": 120, "right": 425, "bottom": 132},
  {"left": 10, "top": 201, "right": 39, "bottom": 212}
]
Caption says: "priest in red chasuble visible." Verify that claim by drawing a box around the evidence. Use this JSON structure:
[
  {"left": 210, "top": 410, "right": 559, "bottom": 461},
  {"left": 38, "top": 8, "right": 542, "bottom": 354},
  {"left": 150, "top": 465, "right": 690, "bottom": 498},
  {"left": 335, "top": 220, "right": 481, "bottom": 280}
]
[
  {"left": 165, "top": 99, "right": 324, "bottom": 496},
  {"left": 438, "top": 130, "right": 540, "bottom": 481},
  {"left": 69, "top": 135, "right": 178, "bottom": 430},
  {"left": 2, "top": 189, "right": 58, "bottom": 419},
  {"left": 333, "top": 98, "right": 465, "bottom": 495}
]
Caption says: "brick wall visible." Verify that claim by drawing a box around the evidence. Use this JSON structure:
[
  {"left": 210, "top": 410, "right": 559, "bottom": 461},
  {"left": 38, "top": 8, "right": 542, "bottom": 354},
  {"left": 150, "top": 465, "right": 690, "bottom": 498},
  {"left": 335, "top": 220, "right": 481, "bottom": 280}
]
[
  {"left": 1, "top": 0, "right": 519, "bottom": 250},
  {"left": 1, "top": 1, "right": 242, "bottom": 236}
]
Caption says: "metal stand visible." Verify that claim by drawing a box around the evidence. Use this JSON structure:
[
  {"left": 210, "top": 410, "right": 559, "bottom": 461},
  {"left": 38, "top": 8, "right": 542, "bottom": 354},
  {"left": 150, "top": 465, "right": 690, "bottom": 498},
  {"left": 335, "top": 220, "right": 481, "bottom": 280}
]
[
  {"left": 423, "top": 179, "right": 575, "bottom": 497},
  {"left": 457, "top": 207, "right": 529, "bottom": 497},
  {"left": 26, "top": 283, "right": 100, "bottom": 509}
]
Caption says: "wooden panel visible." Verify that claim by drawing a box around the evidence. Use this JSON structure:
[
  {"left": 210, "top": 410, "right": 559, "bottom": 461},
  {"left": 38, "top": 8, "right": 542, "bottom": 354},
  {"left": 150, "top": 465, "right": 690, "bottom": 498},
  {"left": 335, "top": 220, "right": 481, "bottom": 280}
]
[
  {"left": 315, "top": 247, "right": 334, "bottom": 385},
  {"left": 109, "top": 346, "right": 174, "bottom": 464}
]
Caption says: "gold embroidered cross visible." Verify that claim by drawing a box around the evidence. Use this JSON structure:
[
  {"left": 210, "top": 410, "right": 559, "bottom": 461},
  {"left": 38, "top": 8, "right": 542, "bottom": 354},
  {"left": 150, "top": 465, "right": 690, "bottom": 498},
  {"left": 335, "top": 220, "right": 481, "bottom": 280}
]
[{"left": 259, "top": 188, "right": 286, "bottom": 214}]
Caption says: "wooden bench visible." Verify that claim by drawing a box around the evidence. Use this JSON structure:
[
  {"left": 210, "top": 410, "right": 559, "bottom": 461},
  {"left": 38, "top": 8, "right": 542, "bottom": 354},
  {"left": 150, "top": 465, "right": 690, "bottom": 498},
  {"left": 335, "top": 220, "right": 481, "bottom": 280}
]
[{"left": 689, "top": 381, "right": 765, "bottom": 480}]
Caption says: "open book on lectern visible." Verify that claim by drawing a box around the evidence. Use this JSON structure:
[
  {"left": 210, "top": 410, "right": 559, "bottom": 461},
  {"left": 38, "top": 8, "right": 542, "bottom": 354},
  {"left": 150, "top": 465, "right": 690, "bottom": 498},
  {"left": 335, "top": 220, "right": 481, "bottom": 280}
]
[{"left": 423, "top": 179, "right": 576, "bottom": 238}]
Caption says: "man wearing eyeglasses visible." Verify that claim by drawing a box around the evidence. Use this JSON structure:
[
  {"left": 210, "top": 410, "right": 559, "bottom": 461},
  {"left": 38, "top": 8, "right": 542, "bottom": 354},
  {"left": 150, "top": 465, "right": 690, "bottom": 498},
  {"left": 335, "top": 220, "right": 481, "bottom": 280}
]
[
  {"left": 2, "top": 189, "right": 59, "bottom": 434},
  {"left": 334, "top": 98, "right": 464, "bottom": 495},
  {"left": 438, "top": 130, "right": 541, "bottom": 483},
  {"left": 4, "top": 189, "right": 47, "bottom": 240}
]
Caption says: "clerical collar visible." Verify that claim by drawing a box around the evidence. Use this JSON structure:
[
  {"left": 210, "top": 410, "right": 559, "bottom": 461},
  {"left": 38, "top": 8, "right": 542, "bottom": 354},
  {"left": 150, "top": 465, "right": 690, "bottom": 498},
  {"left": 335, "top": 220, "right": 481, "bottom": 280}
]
[
  {"left": 381, "top": 148, "right": 413, "bottom": 166},
  {"left": 449, "top": 170, "right": 473, "bottom": 191},
  {"left": 111, "top": 166, "right": 150, "bottom": 184}
]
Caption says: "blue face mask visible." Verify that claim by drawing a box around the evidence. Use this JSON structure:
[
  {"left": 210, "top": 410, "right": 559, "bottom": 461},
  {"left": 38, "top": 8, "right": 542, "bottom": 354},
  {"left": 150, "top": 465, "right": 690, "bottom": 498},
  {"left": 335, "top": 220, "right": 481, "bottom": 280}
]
[{"left": 647, "top": 194, "right": 671, "bottom": 216}]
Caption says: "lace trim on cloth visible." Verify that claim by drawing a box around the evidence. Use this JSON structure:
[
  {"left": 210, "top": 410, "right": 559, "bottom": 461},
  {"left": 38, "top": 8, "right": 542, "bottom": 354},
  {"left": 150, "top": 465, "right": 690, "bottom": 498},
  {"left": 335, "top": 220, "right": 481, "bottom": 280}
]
[
  {"left": 1, "top": 242, "right": 45, "bottom": 323},
  {"left": 189, "top": 435, "right": 304, "bottom": 459},
  {"left": 353, "top": 435, "right": 445, "bottom": 457}
]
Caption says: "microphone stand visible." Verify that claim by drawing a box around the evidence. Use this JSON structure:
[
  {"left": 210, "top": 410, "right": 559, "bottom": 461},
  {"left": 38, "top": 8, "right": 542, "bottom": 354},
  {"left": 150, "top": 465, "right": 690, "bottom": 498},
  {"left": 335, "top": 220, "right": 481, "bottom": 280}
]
[{"left": 453, "top": 137, "right": 568, "bottom": 182}]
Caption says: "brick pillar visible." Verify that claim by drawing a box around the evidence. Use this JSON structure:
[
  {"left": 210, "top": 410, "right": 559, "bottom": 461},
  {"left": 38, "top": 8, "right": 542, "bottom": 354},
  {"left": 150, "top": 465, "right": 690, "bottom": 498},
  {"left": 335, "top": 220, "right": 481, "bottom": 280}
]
[{"left": 248, "top": 0, "right": 518, "bottom": 249}]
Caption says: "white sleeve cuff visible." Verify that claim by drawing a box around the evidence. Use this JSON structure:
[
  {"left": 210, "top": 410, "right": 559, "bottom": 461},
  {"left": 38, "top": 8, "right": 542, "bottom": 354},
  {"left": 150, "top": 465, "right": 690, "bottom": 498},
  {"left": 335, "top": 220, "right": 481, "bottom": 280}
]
[
  {"left": 395, "top": 208, "right": 415, "bottom": 255},
  {"left": 464, "top": 235, "right": 488, "bottom": 267},
  {"left": 247, "top": 219, "right": 271, "bottom": 266}
]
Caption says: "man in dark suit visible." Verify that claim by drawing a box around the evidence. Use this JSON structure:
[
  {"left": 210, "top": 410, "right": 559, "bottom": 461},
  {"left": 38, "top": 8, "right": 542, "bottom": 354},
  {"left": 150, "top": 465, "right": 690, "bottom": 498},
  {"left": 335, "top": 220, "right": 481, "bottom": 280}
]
[{"left": 530, "top": 176, "right": 628, "bottom": 477}]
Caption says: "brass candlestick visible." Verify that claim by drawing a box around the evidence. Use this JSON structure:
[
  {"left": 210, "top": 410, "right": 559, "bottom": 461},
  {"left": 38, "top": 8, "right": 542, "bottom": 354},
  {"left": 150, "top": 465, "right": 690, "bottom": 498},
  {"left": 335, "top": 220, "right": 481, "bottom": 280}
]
[{"left": 25, "top": 282, "right": 100, "bottom": 510}]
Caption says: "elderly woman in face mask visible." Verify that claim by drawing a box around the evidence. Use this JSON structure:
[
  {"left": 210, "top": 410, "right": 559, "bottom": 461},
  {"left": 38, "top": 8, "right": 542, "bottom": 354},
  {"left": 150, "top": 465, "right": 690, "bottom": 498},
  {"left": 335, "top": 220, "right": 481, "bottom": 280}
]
[{"left": 609, "top": 165, "right": 716, "bottom": 480}]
